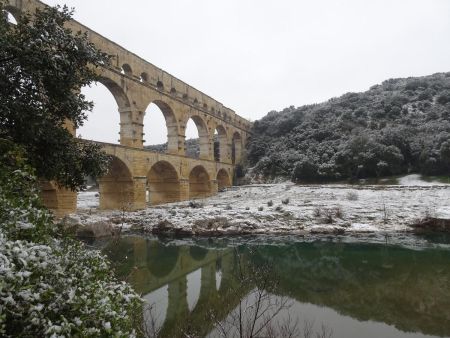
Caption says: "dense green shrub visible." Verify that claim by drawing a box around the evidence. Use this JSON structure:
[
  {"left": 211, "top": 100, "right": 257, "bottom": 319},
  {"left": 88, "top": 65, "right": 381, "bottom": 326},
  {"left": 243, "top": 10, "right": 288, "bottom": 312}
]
[{"left": 247, "top": 72, "right": 450, "bottom": 182}]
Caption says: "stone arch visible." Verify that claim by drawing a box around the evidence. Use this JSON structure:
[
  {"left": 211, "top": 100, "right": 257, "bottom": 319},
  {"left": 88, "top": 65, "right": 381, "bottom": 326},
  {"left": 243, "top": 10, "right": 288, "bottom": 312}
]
[
  {"left": 184, "top": 114, "right": 210, "bottom": 160},
  {"left": 98, "top": 155, "right": 134, "bottom": 209},
  {"left": 232, "top": 131, "right": 243, "bottom": 164},
  {"left": 147, "top": 242, "right": 180, "bottom": 278},
  {"left": 147, "top": 161, "right": 180, "bottom": 205},
  {"left": 3, "top": 5, "right": 20, "bottom": 24},
  {"left": 190, "top": 246, "right": 208, "bottom": 261},
  {"left": 144, "top": 100, "right": 179, "bottom": 154},
  {"left": 121, "top": 63, "right": 133, "bottom": 76},
  {"left": 140, "top": 72, "right": 148, "bottom": 83},
  {"left": 187, "top": 268, "right": 201, "bottom": 312},
  {"left": 214, "top": 124, "right": 228, "bottom": 162},
  {"left": 78, "top": 76, "right": 130, "bottom": 144},
  {"left": 215, "top": 258, "right": 222, "bottom": 291},
  {"left": 97, "top": 76, "right": 130, "bottom": 109},
  {"left": 217, "top": 169, "right": 231, "bottom": 190},
  {"left": 189, "top": 165, "right": 211, "bottom": 199}
]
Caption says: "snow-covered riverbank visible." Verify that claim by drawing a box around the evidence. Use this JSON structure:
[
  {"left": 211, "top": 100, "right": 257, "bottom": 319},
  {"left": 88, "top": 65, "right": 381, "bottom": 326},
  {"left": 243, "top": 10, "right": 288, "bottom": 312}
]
[{"left": 69, "top": 175, "right": 450, "bottom": 236}]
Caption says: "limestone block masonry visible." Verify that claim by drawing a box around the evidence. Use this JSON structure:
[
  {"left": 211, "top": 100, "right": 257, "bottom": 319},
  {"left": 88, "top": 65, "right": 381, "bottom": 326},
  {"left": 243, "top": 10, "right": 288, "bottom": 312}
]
[{"left": 6, "top": 0, "right": 252, "bottom": 217}]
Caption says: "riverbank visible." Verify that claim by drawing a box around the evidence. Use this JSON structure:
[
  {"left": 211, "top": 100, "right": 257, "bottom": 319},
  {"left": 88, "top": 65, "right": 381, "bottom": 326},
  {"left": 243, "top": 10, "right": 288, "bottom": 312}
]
[{"left": 68, "top": 175, "right": 450, "bottom": 237}]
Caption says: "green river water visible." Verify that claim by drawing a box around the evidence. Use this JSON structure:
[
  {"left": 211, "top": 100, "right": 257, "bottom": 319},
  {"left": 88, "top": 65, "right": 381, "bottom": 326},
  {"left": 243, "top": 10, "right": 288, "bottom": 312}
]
[{"left": 94, "top": 233, "right": 450, "bottom": 337}]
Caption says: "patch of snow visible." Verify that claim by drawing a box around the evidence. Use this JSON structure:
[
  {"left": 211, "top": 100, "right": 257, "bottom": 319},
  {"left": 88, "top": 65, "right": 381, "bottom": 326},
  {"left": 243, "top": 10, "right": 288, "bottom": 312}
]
[
  {"left": 77, "top": 191, "right": 99, "bottom": 209},
  {"left": 398, "top": 174, "right": 447, "bottom": 186},
  {"left": 74, "top": 182, "right": 450, "bottom": 236},
  {"left": 348, "top": 223, "right": 379, "bottom": 232}
]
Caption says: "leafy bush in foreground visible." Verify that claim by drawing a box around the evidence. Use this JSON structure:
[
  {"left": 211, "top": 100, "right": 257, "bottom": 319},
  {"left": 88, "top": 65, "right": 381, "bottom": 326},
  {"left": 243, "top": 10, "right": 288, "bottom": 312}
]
[{"left": 0, "top": 141, "right": 141, "bottom": 337}]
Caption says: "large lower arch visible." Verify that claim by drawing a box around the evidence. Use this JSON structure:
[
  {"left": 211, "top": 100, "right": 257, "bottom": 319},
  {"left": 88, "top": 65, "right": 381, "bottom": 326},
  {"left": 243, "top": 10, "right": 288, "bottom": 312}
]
[
  {"left": 144, "top": 100, "right": 179, "bottom": 154},
  {"left": 189, "top": 165, "right": 211, "bottom": 199},
  {"left": 147, "top": 161, "right": 180, "bottom": 205},
  {"left": 217, "top": 169, "right": 231, "bottom": 190},
  {"left": 147, "top": 241, "right": 180, "bottom": 278},
  {"left": 98, "top": 156, "right": 134, "bottom": 209}
]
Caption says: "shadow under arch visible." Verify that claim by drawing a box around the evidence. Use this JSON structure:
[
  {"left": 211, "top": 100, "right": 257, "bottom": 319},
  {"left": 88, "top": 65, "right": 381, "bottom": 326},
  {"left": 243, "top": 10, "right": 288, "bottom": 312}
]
[
  {"left": 98, "top": 155, "right": 134, "bottom": 210},
  {"left": 147, "top": 160, "right": 180, "bottom": 205},
  {"left": 184, "top": 114, "right": 210, "bottom": 159},
  {"left": 144, "top": 99, "right": 179, "bottom": 154},
  {"left": 214, "top": 124, "right": 228, "bottom": 162},
  {"left": 232, "top": 131, "right": 242, "bottom": 164},
  {"left": 189, "top": 165, "right": 211, "bottom": 199},
  {"left": 147, "top": 242, "right": 179, "bottom": 278},
  {"left": 217, "top": 168, "right": 231, "bottom": 190}
]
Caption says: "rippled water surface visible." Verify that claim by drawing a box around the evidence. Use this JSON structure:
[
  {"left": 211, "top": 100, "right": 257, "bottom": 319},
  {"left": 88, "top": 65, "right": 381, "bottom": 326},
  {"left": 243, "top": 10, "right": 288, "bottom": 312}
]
[{"left": 96, "top": 234, "right": 450, "bottom": 337}]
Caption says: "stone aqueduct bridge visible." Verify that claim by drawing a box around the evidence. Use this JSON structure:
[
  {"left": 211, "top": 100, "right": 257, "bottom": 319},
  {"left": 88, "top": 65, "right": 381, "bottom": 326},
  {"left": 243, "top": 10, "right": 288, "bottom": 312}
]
[{"left": 6, "top": 0, "right": 252, "bottom": 216}]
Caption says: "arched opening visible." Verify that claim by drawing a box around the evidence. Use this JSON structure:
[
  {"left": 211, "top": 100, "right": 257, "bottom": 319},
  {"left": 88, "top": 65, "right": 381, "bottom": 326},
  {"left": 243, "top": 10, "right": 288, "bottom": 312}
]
[
  {"left": 121, "top": 63, "right": 132, "bottom": 76},
  {"left": 232, "top": 132, "right": 242, "bottom": 164},
  {"left": 98, "top": 156, "right": 134, "bottom": 210},
  {"left": 185, "top": 116, "right": 209, "bottom": 159},
  {"left": 78, "top": 78, "right": 129, "bottom": 144},
  {"left": 147, "top": 241, "right": 179, "bottom": 278},
  {"left": 147, "top": 161, "right": 180, "bottom": 205},
  {"left": 189, "top": 165, "right": 211, "bottom": 199},
  {"left": 143, "top": 100, "right": 179, "bottom": 154},
  {"left": 143, "top": 285, "right": 168, "bottom": 334},
  {"left": 217, "top": 169, "right": 231, "bottom": 190},
  {"left": 187, "top": 268, "right": 201, "bottom": 312},
  {"left": 214, "top": 125, "right": 228, "bottom": 162},
  {"left": 216, "top": 259, "right": 222, "bottom": 291},
  {"left": 3, "top": 7, "right": 18, "bottom": 24},
  {"left": 140, "top": 72, "right": 148, "bottom": 83},
  {"left": 190, "top": 246, "right": 208, "bottom": 261}
]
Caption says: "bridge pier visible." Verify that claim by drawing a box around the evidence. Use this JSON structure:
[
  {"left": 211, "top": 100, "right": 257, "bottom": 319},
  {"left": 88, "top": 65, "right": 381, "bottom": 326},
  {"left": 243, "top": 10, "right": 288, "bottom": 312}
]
[
  {"left": 98, "top": 175, "right": 146, "bottom": 211},
  {"left": 119, "top": 108, "right": 144, "bottom": 148},
  {"left": 40, "top": 181, "right": 77, "bottom": 218}
]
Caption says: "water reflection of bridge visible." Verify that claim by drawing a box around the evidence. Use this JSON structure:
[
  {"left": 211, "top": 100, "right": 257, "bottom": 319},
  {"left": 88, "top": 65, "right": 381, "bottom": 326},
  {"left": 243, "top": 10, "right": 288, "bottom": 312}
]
[{"left": 104, "top": 237, "right": 248, "bottom": 337}]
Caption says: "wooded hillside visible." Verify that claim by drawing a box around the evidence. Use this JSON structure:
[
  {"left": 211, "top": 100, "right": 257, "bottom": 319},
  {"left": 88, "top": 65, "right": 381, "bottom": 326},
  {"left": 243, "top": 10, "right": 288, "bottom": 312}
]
[{"left": 247, "top": 72, "right": 450, "bottom": 182}]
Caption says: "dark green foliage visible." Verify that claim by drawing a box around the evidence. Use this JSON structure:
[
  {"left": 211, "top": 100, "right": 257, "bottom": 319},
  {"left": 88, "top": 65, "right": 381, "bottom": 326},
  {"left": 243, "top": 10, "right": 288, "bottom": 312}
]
[
  {"left": 248, "top": 72, "right": 450, "bottom": 182},
  {"left": 0, "top": 3, "right": 110, "bottom": 190}
]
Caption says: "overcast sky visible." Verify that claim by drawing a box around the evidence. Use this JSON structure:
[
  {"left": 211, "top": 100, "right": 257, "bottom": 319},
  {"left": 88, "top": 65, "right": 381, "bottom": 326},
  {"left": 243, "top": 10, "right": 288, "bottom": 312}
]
[{"left": 39, "top": 0, "right": 450, "bottom": 145}]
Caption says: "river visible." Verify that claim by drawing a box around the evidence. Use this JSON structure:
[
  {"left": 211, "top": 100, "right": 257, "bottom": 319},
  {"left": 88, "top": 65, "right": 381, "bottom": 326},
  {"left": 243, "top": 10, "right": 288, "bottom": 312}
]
[{"left": 93, "top": 233, "right": 450, "bottom": 337}]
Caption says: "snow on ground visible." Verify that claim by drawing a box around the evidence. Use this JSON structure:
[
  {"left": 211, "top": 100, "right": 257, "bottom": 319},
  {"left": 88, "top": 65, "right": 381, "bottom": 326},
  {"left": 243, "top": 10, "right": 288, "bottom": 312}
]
[
  {"left": 74, "top": 177, "right": 450, "bottom": 236},
  {"left": 77, "top": 191, "right": 99, "bottom": 209},
  {"left": 398, "top": 174, "right": 444, "bottom": 186}
]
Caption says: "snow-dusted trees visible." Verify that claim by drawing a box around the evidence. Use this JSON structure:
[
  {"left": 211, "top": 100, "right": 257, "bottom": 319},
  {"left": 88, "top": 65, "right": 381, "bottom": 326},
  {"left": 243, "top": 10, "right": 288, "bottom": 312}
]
[{"left": 248, "top": 72, "right": 450, "bottom": 182}]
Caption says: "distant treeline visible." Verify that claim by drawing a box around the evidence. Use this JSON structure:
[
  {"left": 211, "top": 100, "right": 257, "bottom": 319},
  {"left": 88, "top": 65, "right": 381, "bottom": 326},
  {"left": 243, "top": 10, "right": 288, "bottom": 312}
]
[{"left": 247, "top": 72, "right": 450, "bottom": 182}]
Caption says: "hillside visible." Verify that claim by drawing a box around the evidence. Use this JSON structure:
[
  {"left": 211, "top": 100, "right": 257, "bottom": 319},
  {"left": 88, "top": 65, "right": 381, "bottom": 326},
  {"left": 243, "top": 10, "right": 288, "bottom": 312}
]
[
  {"left": 247, "top": 72, "right": 450, "bottom": 182},
  {"left": 145, "top": 138, "right": 200, "bottom": 158}
]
